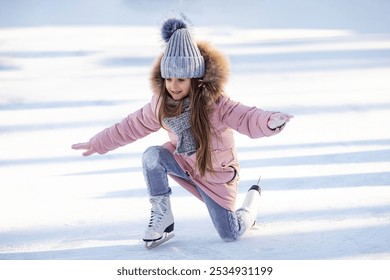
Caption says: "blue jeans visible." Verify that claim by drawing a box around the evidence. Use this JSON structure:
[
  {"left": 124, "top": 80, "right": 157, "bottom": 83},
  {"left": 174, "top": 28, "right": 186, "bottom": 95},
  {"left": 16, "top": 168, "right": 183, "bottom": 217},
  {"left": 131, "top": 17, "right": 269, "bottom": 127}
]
[{"left": 142, "top": 146, "right": 242, "bottom": 241}]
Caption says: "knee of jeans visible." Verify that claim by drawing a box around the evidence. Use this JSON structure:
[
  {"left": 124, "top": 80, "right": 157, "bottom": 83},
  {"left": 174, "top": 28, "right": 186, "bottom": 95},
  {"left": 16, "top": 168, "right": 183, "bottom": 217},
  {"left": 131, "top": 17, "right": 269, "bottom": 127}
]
[
  {"left": 220, "top": 232, "right": 239, "bottom": 242},
  {"left": 214, "top": 224, "right": 239, "bottom": 242},
  {"left": 142, "top": 146, "right": 166, "bottom": 169}
]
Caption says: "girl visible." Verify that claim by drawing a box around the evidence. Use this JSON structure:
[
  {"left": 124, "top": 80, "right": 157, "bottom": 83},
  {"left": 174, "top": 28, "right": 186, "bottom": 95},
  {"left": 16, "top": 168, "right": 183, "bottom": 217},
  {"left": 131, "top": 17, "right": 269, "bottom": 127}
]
[{"left": 72, "top": 17, "right": 293, "bottom": 248}]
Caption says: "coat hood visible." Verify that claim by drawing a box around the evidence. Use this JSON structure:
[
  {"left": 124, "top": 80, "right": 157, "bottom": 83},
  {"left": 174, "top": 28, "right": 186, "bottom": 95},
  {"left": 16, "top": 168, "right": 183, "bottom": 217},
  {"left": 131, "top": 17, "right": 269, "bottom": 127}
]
[{"left": 150, "top": 41, "right": 230, "bottom": 100}]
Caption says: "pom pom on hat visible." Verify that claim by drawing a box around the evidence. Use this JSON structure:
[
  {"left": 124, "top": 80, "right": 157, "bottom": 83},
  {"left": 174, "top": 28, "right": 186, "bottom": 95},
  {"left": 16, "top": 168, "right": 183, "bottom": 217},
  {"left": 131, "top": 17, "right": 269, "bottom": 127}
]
[{"left": 161, "top": 18, "right": 188, "bottom": 43}]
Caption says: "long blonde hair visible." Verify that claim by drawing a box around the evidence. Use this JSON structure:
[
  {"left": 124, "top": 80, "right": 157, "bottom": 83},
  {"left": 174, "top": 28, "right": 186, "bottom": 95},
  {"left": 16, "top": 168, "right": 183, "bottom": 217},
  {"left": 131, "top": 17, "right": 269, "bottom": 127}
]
[{"left": 157, "top": 79, "right": 213, "bottom": 177}]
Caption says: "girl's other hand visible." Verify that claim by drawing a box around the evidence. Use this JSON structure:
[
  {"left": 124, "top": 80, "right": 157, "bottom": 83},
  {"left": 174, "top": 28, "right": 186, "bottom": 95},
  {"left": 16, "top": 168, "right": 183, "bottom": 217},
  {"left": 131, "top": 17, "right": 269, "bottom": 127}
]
[
  {"left": 268, "top": 112, "right": 294, "bottom": 130},
  {"left": 71, "top": 142, "right": 96, "bottom": 156}
]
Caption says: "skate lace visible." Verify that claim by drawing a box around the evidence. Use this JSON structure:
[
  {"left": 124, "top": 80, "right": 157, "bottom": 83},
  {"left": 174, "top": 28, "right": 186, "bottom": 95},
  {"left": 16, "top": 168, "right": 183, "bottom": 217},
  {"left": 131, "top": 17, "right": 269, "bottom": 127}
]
[{"left": 148, "top": 196, "right": 167, "bottom": 230}]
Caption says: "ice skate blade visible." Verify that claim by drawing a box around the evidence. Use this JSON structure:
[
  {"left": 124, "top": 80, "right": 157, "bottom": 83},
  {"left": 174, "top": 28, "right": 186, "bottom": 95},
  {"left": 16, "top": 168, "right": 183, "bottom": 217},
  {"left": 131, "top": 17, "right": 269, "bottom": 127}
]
[
  {"left": 144, "top": 232, "right": 175, "bottom": 250},
  {"left": 250, "top": 222, "right": 262, "bottom": 231}
]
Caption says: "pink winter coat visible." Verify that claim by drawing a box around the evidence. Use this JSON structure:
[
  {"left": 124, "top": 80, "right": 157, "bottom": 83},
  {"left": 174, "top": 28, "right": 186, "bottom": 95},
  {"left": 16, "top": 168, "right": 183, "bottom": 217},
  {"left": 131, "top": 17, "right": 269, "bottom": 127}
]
[{"left": 89, "top": 42, "right": 282, "bottom": 211}]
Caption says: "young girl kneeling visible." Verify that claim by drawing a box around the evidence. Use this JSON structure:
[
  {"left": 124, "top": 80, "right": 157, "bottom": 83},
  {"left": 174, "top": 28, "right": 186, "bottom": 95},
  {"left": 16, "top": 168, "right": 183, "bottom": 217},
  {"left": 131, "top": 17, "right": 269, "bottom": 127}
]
[{"left": 72, "top": 16, "right": 293, "bottom": 247}]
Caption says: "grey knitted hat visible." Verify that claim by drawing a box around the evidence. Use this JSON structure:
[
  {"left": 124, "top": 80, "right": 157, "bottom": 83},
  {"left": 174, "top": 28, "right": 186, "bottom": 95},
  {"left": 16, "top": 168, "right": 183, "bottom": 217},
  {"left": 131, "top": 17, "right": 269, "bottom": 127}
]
[{"left": 160, "top": 18, "right": 205, "bottom": 78}]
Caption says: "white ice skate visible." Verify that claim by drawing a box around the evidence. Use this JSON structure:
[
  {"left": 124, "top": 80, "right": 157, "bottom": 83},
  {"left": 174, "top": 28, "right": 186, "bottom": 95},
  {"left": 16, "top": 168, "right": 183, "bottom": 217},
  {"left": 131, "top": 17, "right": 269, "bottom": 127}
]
[
  {"left": 236, "top": 183, "right": 261, "bottom": 235},
  {"left": 143, "top": 195, "right": 175, "bottom": 249}
]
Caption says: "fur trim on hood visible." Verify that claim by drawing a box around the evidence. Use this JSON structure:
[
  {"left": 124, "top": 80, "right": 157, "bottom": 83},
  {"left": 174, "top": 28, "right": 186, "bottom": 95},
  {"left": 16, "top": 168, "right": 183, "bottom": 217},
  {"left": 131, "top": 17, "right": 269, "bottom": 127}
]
[{"left": 150, "top": 41, "right": 229, "bottom": 100}]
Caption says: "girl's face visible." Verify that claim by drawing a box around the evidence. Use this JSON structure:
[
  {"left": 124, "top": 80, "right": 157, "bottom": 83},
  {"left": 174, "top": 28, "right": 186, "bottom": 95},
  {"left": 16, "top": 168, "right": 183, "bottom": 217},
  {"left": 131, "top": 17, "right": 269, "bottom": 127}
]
[{"left": 165, "top": 78, "right": 191, "bottom": 100}]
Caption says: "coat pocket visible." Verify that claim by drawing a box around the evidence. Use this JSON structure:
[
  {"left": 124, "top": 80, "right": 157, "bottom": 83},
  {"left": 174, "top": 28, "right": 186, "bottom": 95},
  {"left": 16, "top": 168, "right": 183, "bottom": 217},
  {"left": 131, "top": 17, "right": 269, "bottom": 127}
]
[{"left": 202, "top": 148, "right": 239, "bottom": 184}]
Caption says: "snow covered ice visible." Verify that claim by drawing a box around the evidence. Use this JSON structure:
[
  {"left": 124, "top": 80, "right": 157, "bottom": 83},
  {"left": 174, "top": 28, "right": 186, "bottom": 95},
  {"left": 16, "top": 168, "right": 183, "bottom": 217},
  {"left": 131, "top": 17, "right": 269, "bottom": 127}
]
[{"left": 0, "top": 0, "right": 390, "bottom": 260}]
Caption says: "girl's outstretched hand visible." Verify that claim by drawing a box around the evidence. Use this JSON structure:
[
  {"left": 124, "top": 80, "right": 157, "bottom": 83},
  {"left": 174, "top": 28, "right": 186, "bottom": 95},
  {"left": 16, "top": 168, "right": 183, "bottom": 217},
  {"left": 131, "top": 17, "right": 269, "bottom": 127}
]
[
  {"left": 71, "top": 142, "right": 96, "bottom": 156},
  {"left": 268, "top": 112, "right": 294, "bottom": 130}
]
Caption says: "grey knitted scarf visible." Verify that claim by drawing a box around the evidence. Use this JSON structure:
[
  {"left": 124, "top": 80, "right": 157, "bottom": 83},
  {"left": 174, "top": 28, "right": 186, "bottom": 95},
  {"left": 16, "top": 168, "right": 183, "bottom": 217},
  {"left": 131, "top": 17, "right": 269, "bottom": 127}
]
[{"left": 163, "top": 98, "right": 197, "bottom": 156}]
